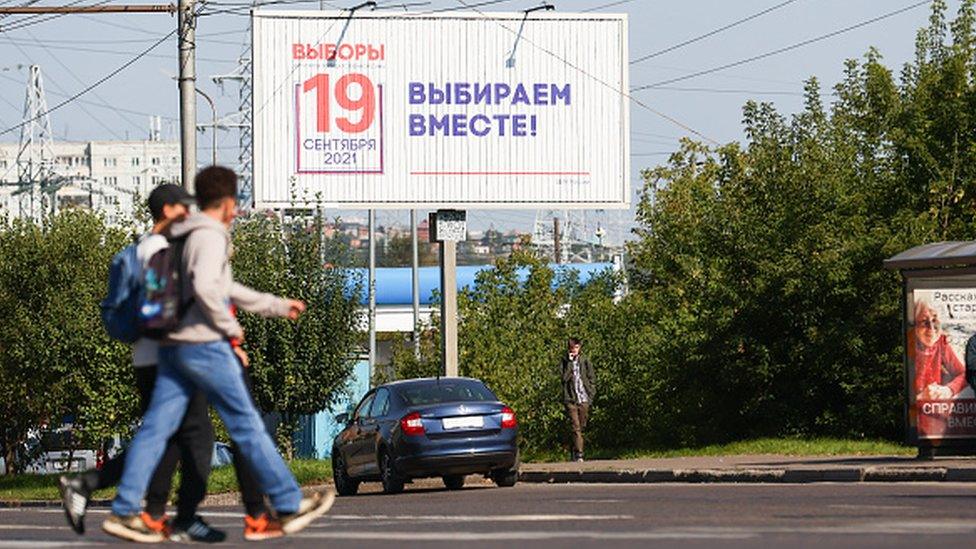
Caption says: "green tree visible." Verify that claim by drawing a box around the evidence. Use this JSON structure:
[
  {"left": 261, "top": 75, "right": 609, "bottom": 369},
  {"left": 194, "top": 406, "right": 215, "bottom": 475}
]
[
  {"left": 622, "top": 0, "right": 976, "bottom": 444},
  {"left": 0, "top": 210, "right": 134, "bottom": 473},
  {"left": 232, "top": 211, "right": 363, "bottom": 456}
]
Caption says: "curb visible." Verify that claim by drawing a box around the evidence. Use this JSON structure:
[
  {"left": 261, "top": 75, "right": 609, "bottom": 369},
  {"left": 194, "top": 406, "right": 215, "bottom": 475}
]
[
  {"left": 5, "top": 467, "right": 976, "bottom": 507},
  {"left": 517, "top": 467, "right": 976, "bottom": 484}
]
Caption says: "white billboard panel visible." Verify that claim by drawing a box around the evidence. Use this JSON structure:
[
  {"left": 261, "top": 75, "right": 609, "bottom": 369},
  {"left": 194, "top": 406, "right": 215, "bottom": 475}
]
[{"left": 252, "top": 11, "right": 629, "bottom": 209}]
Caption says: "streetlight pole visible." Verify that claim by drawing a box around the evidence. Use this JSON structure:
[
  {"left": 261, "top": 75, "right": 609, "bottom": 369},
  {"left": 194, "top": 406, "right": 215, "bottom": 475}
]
[{"left": 195, "top": 88, "right": 217, "bottom": 166}]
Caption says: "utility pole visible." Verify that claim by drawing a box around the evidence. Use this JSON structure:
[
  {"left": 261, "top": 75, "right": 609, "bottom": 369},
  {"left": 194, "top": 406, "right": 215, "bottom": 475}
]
[
  {"left": 553, "top": 217, "right": 561, "bottom": 264},
  {"left": 178, "top": 0, "right": 197, "bottom": 192}
]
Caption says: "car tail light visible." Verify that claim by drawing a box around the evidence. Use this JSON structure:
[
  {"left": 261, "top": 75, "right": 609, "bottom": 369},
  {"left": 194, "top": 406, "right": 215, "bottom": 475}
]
[
  {"left": 400, "top": 412, "right": 425, "bottom": 436},
  {"left": 501, "top": 406, "right": 517, "bottom": 429}
]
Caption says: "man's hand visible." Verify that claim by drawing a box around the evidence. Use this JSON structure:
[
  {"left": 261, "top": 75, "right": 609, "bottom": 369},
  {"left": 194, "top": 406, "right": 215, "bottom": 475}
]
[
  {"left": 286, "top": 299, "right": 306, "bottom": 320},
  {"left": 233, "top": 346, "right": 250, "bottom": 368}
]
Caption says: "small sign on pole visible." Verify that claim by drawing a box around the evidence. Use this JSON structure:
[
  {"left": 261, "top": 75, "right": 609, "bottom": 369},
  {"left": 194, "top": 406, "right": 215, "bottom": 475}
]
[{"left": 429, "top": 210, "right": 466, "bottom": 377}]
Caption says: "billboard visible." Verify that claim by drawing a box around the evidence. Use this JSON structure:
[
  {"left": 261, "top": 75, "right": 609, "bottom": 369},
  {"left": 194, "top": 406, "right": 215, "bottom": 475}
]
[
  {"left": 909, "top": 288, "right": 976, "bottom": 440},
  {"left": 252, "top": 11, "right": 629, "bottom": 209}
]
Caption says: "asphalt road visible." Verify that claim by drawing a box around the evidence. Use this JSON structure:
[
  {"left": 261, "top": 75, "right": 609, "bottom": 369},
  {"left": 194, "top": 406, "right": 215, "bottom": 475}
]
[{"left": 2, "top": 481, "right": 976, "bottom": 547}]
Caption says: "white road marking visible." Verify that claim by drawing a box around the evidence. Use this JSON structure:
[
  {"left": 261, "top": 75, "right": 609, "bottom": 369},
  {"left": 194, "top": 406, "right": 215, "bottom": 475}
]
[
  {"left": 556, "top": 499, "right": 623, "bottom": 503},
  {"left": 828, "top": 504, "right": 917, "bottom": 510},
  {"left": 0, "top": 543, "right": 103, "bottom": 548},
  {"left": 0, "top": 525, "right": 62, "bottom": 530},
  {"left": 295, "top": 531, "right": 756, "bottom": 541},
  {"left": 291, "top": 521, "right": 976, "bottom": 541},
  {"left": 668, "top": 522, "right": 976, "bottom": 535},
  {"left": 4, "top": 510, "right": 632, "bottom": 522},
  {"left": 322, "top": 514, "right": 634, "bottom": 522}
]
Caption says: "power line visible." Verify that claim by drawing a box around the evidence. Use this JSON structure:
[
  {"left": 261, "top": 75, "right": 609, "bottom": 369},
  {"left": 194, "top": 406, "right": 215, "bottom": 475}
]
[
  {"left": 0, "top": 38, "right": 237, "bottom": 63},
  {"left": 0, "top": 27, "right": 176, "bottom": 137},
  {"left": 426, "top": 0, "right": 514, "bottom": 13},
  {"left": 631, "top": 130, "right": 682, "bottom": 139},
  {"left": 0, "top": 0, "right": 97, "bottom": 32},
  {"left": 23, "top": 28, "right": 147, "bottom": 135},
  {"left": 203, "top": 0, "right": 339, "bottom": 6},
  {"left": 2, "top": 33, "right": 242, "bottom": 45},
  {"left": 632, "top": 0, "right": 933, "bottom": 92},
  {"left": 645, "top": 85, "right": 819, "bottom": 97},
  {"left": 582, "top": 0, "right": 636, "bottom": 13},
  {"left": 631, "top": 0, "right": 801, "bottom": 65},
  {"left": 1, "top": 32, "right": 127, "bottom": 139},
  {"left": 0, "top": 69, "right": 178, "bottom": 121},
  {"left": 452, "top": 0, "right": 719, "bottom": 144}
]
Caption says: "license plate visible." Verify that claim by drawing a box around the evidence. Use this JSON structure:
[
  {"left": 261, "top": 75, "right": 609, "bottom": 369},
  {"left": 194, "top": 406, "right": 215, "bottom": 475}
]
[{"left": 442, "top": 416, "right": 484, "bottom": 430}]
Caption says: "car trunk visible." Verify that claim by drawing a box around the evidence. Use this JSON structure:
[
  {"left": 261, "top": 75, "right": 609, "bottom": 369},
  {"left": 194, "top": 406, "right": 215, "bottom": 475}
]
[{"left": 410, "top": 401, "right": 505, "bottom": 438}]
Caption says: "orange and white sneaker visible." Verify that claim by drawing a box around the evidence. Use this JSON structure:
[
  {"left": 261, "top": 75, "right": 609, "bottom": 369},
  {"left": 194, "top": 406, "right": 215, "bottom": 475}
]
[
  {"left": 243, "top": 513, "right": 284, "bottom": 541},
  {"left": 101, "top": 512, "right": 168, "bottom": 543},
  {"left": 280, "top": 489, "right": 335, "bottom": 535},
  {"left": 141, "top": 512, "right": 171, "bottom": 538}
]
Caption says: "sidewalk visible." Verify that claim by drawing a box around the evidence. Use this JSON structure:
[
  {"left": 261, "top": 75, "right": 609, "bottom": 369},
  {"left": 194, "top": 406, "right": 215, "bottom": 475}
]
[{"left": 518, "top": 455, "right": 976, "bottom": 483}]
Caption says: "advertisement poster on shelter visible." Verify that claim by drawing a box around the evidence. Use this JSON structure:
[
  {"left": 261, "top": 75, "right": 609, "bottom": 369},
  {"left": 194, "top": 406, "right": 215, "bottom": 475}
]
[{"left": 911, "top": 289, "right": 976, "bottom": 439}]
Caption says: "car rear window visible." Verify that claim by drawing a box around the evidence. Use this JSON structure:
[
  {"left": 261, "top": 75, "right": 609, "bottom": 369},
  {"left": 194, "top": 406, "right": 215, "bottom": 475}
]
[{"left": 398, "top": 380, "right": 497, "bottom": 405}]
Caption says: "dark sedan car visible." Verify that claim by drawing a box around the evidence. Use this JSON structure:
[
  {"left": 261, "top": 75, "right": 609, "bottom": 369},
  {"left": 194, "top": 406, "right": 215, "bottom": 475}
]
[{"left": 331, "top": 377, "right": 519, "bottom": 495}]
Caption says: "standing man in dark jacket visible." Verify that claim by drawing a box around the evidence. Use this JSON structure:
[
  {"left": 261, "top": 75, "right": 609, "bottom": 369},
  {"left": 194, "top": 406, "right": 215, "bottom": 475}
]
[{"left": 561, "top": 337, "right": 596, "bottom": 462}]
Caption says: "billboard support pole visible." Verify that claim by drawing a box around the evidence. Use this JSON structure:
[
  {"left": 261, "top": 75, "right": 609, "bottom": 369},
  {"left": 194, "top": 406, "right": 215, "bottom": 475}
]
[
  {"left": 431, "top": 210, "right": 465, "bottom": 377},
  {"left": 440, "top": 238, "right": 458, "bottom": 377},
  {"left": 411, "top": 209, "right": 421, "bottom": 360},
  {"left": 368, "top": 209, "right": 377, "bottom": 382}
]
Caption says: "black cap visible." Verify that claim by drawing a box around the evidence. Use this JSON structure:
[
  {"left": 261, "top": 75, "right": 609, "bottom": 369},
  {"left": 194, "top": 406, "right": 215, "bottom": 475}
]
[{"left": 148, "top": 183, "right": 195, "bottom": 220}]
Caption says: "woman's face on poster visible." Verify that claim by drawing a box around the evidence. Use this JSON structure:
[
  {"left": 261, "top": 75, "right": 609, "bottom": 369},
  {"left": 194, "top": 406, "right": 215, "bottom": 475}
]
[{"left": 916, "top": 306, "right": 941, "bottom": 347}]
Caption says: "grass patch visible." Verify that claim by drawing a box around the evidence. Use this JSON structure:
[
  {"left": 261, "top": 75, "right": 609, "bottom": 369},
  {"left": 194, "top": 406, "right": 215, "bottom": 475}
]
[
  {"left": 523, "top": 437, "right": 915, "bottom": 463},
  {"left": 0, "top": 459, "right": 332, "bottom": 502}
]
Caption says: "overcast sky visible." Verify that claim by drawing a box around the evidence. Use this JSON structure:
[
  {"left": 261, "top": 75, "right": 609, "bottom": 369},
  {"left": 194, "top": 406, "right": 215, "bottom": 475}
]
[{"left": 0, "top": 0, "right": 958, "bottom": 244}]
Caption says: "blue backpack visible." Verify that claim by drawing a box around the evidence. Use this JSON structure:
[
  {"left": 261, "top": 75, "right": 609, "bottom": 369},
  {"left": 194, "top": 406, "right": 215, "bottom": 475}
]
[
  {"left": 101, "top": 236, "right": 193, "bottom": 343},
  {"left": 100, "top": 243, "right": 144, "bottom": 343}
]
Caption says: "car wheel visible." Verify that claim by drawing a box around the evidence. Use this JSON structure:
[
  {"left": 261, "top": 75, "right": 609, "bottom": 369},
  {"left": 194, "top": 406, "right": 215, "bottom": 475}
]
[
  {"left": 380, "top": 451, "right": 405, "bottom": 494},
  {"left": 492, "top": 468, "right": 518, "bottom": 488},
  {"left": 442, "top": 474, "right": 465, "bottom": 490},
  {"left": 332, "top": 451, "right": 359, "bottom": 496}
]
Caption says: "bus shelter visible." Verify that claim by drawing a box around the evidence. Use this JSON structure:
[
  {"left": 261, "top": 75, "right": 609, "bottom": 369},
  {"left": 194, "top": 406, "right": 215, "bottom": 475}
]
[{"left": 885, "top": 242, "right": 976, "bottom": 456}]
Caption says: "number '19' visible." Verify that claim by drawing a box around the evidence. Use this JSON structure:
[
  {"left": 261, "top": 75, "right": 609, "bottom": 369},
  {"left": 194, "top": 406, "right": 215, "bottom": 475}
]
[{"left": 302, "top": 73, "right": 376, "bottom": 134}]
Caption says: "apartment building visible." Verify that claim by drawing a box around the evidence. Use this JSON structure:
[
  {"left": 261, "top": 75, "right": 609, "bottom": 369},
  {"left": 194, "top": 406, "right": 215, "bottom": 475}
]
[{"left": 0, "top": 139, "right": 181, "bottom": 225}]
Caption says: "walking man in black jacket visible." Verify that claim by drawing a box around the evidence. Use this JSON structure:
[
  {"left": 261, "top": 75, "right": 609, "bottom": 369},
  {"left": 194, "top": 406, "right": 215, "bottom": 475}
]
[{"left": 561, "top": 337, "right": 596, "bottom": 462}]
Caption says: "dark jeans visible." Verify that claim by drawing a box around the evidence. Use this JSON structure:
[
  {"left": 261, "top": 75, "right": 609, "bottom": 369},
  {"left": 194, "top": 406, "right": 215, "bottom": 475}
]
[
  {"left": 234, "top": 366, "right": 266, "bottom": 518},
  {"left": 82, "top": 366, "right": 212, "bottom": 522},
  {"left": 565, "top": 402, "right": 590, "bottom": 456}
]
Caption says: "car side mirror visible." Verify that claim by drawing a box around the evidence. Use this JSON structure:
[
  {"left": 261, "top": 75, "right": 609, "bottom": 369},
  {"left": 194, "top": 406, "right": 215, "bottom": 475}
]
[{"left": 335, "top": 412, "right": 349, "bottom": 425}]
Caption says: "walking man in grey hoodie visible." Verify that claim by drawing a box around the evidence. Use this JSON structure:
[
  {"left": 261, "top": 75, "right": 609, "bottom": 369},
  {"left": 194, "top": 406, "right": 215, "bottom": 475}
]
[{"left": 102, "top": 166, "right": 333, "bottom": 542}]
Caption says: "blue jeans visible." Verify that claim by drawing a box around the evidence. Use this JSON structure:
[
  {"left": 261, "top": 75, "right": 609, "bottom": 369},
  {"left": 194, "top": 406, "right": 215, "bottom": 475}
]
[{"left": 112, "top": 341, "right": 301, "bottom": 516}]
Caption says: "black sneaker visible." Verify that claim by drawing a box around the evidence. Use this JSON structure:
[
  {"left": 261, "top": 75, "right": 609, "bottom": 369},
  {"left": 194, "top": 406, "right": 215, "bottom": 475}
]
[
  {"left": 280, "top": 489, "right": 336, "bottom": 535},
  {"left": 169, "top": 515, "right": 227, "bottom": 544},
  {"left": 58, "top": 475, "right": 89, "bottom": 535},
  {"left": 102, "top": 513, "right": 166, "bottom": 543}
]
